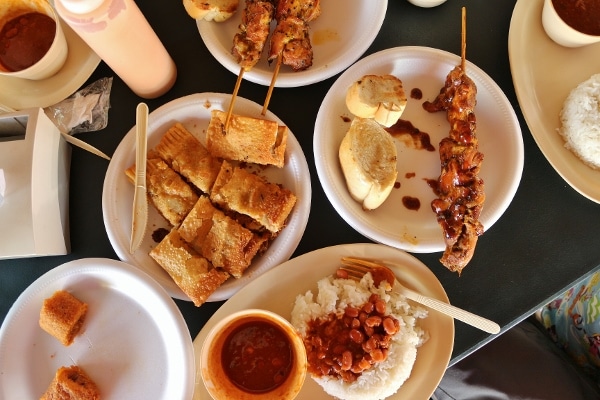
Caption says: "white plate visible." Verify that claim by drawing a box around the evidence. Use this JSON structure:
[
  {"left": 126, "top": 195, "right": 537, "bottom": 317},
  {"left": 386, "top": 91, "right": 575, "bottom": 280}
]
[
  {"left": 314, "top": 47, "right": 524, "bottom": 253},
  {"left": 192, "top": 243, "right": 454, "bottom": 400},
  {"left": 0, "top": 20, "right": 100, "bottom": 111},
  {"left": 509, "top": 0, "right": 600, "bottom": 204},
  {"left": 102, "top": 93, "right": 311, "bottom": 302},
  {"left": 0, "top": 258, "right": 194, "bottom": 400},
  {"left": 197, "top": 0, "right": 387, "bottom": 87}
]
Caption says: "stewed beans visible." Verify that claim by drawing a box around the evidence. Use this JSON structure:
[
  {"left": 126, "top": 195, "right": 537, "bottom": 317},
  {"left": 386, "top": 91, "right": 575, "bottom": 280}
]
[{"left": 303, "top": 293, "right": 400, "bottom": 383}]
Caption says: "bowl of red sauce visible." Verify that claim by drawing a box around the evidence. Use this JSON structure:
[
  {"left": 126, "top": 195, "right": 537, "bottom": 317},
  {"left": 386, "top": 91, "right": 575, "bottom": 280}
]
[
  {"left": 0, "top": 0, "right": 68, "bottom": 80},
  {"left": 542, "top": 0, "right": 600, "bottom": 47},
  {"left": 200, "top": 309, "right": 307, "bottom": 400}
]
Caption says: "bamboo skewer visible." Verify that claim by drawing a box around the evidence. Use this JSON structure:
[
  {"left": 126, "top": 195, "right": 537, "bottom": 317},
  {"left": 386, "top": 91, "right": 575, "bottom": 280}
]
[
  {"left": 225, "top": 67, "right": 245, "bottom": 132},
  {"left": 262, "top": 54, "right": 282, "bottom": 116},
  {"left": 461, "top": 7, "right": 467, "bottom": 72}
]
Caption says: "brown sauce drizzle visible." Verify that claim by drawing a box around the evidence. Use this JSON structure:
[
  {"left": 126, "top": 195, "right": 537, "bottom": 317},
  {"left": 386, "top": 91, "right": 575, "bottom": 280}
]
[
  {"left": 402, "top": 196, "right": 421, "bottom": 211},
  {"left": 385, "top": 119, "right": 435, "bottom": 152}
]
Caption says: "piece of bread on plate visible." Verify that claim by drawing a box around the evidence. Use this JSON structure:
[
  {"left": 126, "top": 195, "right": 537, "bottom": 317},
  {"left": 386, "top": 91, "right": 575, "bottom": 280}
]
[
  {"left": 39, "top": 290, "right": 88, "bottom": 347},
  {"left": 150, "top": 228, "right": 230, "bottom": 307},
  {"left": 125, "top": 156, "right": 198, "bottom": 227},
  {"left": 346, "top": 74, "right": 407, "bottom": 127},
  {"left": 339, "top": 117, "right": 398, "bottom": 210},
  {"left": 206, "top": 110, "right": 288, "bottom": 168},
  {"left": 178, "top": 196, "right": 269, "bottom": 278},
  {"left": 154, "top": 122, "right": 222, "bottom": 194},
  {"left": 40, "top": 365, "right": 100, "bottom": 400},
  {"left": 183, "top": 0, "right": 239, "bottom": 22},
  {"left": 210, "top": 160, "right": 297, "bottom": 233}
]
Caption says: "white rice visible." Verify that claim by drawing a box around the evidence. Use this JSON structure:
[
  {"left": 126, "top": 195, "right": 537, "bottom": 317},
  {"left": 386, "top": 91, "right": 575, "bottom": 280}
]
[
  {"left": 559, "top": 73, "right": 600, "bottom": 170},
  {"left": 290, "top": 273, "right": 428, "bottom": 400}
]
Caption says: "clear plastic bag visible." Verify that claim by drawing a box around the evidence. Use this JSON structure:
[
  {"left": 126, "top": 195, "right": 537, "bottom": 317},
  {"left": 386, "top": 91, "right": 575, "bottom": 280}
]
[{"left": 44, "top": 77, "right": 113, "bottom": 135}]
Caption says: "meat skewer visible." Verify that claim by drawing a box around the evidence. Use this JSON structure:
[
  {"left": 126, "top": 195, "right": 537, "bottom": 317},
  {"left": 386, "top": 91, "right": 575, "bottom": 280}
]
[
  {"left": 423, "top": 8, "right": 485, "bottom": 274},
  {"left": 262, "top": 0, "right": 321, "bottom": 114},
  {"left": 225, "top": 0, "right": 275, "bottom": 129}
]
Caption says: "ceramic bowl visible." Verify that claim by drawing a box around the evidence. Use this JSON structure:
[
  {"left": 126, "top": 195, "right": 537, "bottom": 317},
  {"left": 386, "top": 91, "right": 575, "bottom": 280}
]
[
  {"left": 200, "top": 309, "right": 307, "bottom": 400},
  {"left": 542, "top": 0, "right": 600, "bottom": 47},
  {"left": 406, "top": 0, "right": 447, "bottom": 8}
]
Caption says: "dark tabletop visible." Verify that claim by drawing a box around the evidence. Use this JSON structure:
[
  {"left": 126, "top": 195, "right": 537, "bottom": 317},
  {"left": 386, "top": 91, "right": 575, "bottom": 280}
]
[{"left": 2, "top": 0, "right": 600, "bottom": 369}]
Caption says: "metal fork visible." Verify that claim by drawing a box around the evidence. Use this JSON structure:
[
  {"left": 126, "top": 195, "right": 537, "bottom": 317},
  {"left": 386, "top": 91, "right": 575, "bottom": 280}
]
[{"left": 340, "top": 256, "right": 501, "bottom": 334}]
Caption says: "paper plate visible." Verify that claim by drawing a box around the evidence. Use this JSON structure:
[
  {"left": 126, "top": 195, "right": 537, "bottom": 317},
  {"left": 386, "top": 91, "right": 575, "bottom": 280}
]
[{"left": 0, "top": 258, "right": 195, "bottom": 400}]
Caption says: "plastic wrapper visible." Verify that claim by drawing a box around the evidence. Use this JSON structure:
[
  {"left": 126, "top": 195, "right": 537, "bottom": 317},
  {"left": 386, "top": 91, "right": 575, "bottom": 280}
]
[{"left": 44, "top": 77, "right": 113, "bottom": 135}]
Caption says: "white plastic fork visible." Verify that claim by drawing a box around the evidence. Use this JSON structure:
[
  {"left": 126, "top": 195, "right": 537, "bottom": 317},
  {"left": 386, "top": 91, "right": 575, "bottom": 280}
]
[{"left": 340, "top": 256, "right": 501, "bottom": 334}]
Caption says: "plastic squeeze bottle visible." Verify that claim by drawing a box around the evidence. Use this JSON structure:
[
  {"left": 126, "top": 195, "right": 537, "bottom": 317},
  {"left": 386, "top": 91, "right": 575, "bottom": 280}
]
[{"left": 54, "top": 0, "right": 177, "bottom": 99}]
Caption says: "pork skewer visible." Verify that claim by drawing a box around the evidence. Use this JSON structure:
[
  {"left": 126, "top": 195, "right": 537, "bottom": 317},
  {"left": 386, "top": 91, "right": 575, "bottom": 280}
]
[
  {"left": 423, "top": 7, "right": 485, "bottom": 274},
  {"left": 225, "top": 0, "right": 275, "bottom": 129},
  {"left": 262, "top": 0, "right": 320, "bottom": 114}
]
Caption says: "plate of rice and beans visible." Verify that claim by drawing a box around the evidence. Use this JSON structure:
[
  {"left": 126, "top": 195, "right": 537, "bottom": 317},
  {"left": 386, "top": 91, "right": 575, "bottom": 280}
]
[
  {"left": 509, "top": 0, "right": 600, "bottom": 203},
  {"left": 192, "top": 243, "right": 454, "bottom": 400}
]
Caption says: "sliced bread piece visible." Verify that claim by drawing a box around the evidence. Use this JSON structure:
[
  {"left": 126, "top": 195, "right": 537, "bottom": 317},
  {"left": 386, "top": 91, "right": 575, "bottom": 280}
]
[
  {"left": 339, "top": 117, "right": 398, "bottom": 210},
  {"left": 345, "top": 74, "right": 407, "bottom": 127},
  {"left": 183, "top": 0, "right": 239, "bottom": 22}
]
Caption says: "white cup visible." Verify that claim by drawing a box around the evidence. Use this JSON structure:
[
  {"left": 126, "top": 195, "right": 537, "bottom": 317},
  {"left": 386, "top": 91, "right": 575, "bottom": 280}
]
[
  {"left": 406, "top": 0, "right": 448, "bottom": 7},
  {"left": 0, "top": 0, "right": 68, "bottom": 80},
  {"left": 542, "top": 0, "right": 600, "bottom": 48}
]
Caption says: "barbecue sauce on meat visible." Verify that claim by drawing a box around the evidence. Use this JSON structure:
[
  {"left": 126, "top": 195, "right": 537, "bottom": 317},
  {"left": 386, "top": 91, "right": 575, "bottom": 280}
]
[{"left": 423, "top": 66, "right": 485, "bottom": 274}]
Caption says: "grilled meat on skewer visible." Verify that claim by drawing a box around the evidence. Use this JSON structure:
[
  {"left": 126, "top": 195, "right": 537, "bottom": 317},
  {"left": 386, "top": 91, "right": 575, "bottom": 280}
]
[
  {"left": 423, "top": 65, "right": 485, "bottom": 274},
  {"left": 232, "top": 0, "right": 274, "bottom": 71},
  {"left": 268, "top": 0, "right": 320, "bottom": 71},
  {"left": 268, "top": 15, "right": 312, "bottom": 70}
]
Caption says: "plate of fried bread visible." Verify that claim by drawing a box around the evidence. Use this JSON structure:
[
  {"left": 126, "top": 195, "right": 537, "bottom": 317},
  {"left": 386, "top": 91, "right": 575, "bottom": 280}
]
[
  {"left": 314, "top": 46, "right": 524, "bottom": 255},
  {"left": 0, "top": 258, "right": 194, "bottom": 399},
  {"left": 192, "top": 243, "right": 454, "bottom": 400},
  {"left": 102, "top": 93, "right": 311, "bottom": 305},
  {"left": 196, "top": 0, "right": 387, "bottom": 87}
]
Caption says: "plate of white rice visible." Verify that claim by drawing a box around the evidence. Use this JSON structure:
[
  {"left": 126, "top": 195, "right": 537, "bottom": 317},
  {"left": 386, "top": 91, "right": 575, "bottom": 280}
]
[
  {"left": 509, "top": 0, "right": 600, "bottom": 203},
  {"left": 192, "top": 243, "right": 454, "bottom": 400}
]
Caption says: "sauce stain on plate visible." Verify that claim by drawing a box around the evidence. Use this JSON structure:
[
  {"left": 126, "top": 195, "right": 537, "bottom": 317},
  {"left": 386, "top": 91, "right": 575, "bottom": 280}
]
[{"left": 312, "top": 28, "right": 340, "bottom": 45}]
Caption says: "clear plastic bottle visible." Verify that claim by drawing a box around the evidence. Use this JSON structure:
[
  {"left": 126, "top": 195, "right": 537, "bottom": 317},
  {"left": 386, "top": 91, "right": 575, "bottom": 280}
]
[{"left": 54, "top": 0, "right": 177, "bottom": 98}]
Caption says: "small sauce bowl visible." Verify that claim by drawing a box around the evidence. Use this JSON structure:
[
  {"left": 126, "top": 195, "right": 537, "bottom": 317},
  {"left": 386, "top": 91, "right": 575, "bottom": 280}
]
[
  {"left": 406, "top": 0, "right": 448, "bottom": 8},
  {"left": 542, "top": 0, "right": 600, "bottom": 47},
  {"left": 200, "top": 309, "right": 307, "bottom": 400}
]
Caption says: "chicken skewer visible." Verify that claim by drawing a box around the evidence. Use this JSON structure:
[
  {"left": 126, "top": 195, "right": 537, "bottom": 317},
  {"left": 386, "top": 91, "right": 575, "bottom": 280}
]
[
  {"left": 262, "top": 0, "right": 321, "bottom": 115},
  {"left": 423, "top": 8, "right": 485, "bottom": 274},
  {"left": 225, "top": 0, "right": 275, "bottom": 129}
]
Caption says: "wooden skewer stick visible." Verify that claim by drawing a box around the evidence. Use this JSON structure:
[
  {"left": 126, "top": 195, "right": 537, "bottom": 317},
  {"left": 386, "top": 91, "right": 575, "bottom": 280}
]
[
  {"left": 225, "top": 67, "right": 245, "bottom": 132},
  {"left": 461, "top": 7, "right": 467, "bottom": 72},
  {"left": 262, "top": 54, "right": 282, "bottom": 116}
]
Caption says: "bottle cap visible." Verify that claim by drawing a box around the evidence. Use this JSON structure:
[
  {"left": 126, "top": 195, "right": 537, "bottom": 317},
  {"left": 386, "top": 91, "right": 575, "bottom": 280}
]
[{"left": 59, "top": 0, "right": 105, "bottom": 14}]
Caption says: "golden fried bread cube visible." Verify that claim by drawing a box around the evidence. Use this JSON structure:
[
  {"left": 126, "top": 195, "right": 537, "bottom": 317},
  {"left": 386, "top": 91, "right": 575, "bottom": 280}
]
[
  {"left": 40, "top": 365, "right": 100, "bottom": 400},
  {"left": 154, "top": 123, "right": 222, "bottom": 194},
  {"left": 150, "top": 229, "right": 230, "bottom": 307},
  {"left": 126, "top": 157, "right": 198, "bottom": 227},
  {"left": 210, "top": 161, "right": 297, "bottom": 233},
  {"left": 39, "top": 290, "right": 88, "bottom": 347},
  {"left": 206, "top": 110, "right": 288, "bottom": 168},
  {"left": 178, "top": 196, "right": 269, "bottom": 278}
]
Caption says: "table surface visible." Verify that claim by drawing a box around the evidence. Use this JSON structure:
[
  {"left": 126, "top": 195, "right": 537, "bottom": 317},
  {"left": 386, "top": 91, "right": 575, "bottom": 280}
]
[{"left": 2, "top": 0, "right": 600, "bottom": 371}]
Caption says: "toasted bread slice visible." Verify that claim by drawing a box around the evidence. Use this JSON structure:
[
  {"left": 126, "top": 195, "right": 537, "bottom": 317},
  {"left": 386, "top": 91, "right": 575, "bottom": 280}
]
[
  {"left": 206, "top": 110, "right": 288, "bottom": 167},
  {"left": 183, "top": 0, "right": 239, "bottom": 22},
  {"left": 126, "top": 156, "right": 198, "bottom": 227},
  {"left": 339, "top": 117, "right": 398, "bottom": 210},
  {"left": 178, "top": 196, "right": 269, "bottom": 278},
  {"left": 39, "top": 291, "right": 88, "bottom": 347},
  {"left": 346, "top": 75, "right": 407, "bottom": 127},
  {"left": 154, "top": 123, "right": 222, "bottom": 194},
  {"left": 150, "top": 229, "right": 230, "bottom": 306},
  {"left": 210, "top": 161, "right": 297, "bottom": 233},
  {"left": 41, "top": 365, "right": 100, "bottom": 400}
]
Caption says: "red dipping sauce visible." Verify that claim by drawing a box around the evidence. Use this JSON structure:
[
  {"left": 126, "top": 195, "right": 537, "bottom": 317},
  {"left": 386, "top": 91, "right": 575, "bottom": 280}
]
[
  {"left": 0, "top": 11, "right": 56, "bottom": 72},
  {"left": 222, "top": 320, "right": 294, "bottom": 393},
  {"left": 552, "top": 0, "right": 600, "bottom": 36}
]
